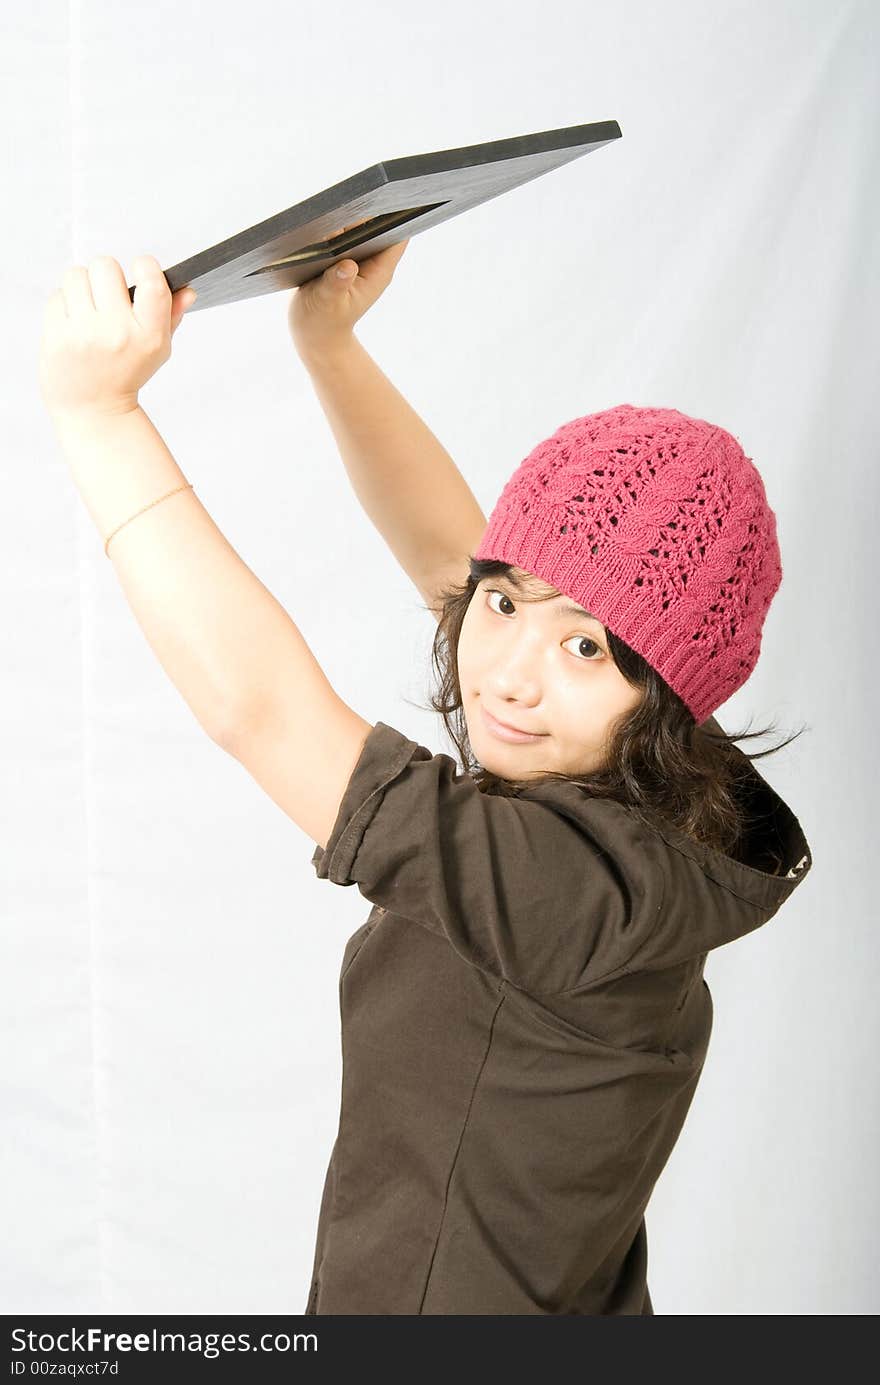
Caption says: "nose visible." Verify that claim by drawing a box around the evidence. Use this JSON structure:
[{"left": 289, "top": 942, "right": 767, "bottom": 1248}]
[{"left": 485, "top": 650, "right": 543, "bottom": 707}]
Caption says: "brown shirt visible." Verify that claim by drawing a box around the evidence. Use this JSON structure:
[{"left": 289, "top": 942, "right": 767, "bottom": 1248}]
[{"left": 305, "top": 717, "right": 812, "bottom": 1315}]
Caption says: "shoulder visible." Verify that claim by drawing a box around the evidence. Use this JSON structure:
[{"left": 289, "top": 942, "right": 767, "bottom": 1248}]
[{"left": 312, "top": 721, "right": 671, "bottom": 994}]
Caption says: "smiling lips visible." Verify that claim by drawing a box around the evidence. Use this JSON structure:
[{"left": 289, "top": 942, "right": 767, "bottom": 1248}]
[{"left": 480, "top": 704, "right": 547, "bottom": 743}]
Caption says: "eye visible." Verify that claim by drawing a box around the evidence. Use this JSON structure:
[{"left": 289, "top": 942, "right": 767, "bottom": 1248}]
[
  {"left": 483, "top": 589, "right": 604, "bottom": 662},
  {"left": 561, "top": 635, "right": 604, "bottom": 662},
  {"left": 485, "top": 588, "right": 516, "bottom": 616}
]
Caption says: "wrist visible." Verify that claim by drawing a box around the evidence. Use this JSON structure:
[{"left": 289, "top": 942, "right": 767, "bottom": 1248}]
[
  {"left": 52, "top": 401, "right": 189, "bottom": 553},
  {"left": 294, "top": 334, "right": 360, "bottom": 375},
  {"left": 50, "top": 399, "right": 143, "bottom": 438}
]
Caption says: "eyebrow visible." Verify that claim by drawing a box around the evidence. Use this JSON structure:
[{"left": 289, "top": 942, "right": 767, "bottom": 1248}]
[
  {"left": 556, "top": 604, "right": 600, "bottom": 621},
  {"left": 499, "top": 573, "right": 600, "bottom": 623}
]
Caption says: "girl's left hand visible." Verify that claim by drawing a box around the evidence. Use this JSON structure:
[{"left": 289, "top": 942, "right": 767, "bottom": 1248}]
[{"left": 38, "top": 253, "right": 196, "bottom": 420}]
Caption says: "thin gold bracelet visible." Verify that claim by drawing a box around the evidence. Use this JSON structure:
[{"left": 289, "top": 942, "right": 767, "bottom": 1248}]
[{"left": 104, "top": 481, "right": 195, "bottom": 557}]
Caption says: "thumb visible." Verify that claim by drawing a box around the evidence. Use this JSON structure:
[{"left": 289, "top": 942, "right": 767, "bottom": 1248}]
[
  {"left": 330, "top": 259, "right": 357, "bottom": 284},
  {"left": 170, "top": 287, "right": 197, "bottom": 335}
]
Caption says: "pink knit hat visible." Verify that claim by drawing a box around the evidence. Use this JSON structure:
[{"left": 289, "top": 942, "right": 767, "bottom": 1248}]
[{"left": 473, "top": 403, "right": 782, "bottom": 725}]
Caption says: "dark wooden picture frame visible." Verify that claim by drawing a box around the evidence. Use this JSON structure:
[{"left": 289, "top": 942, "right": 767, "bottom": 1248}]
[{"left": 131, "top": 119, "right": 622, "bottom": 311}]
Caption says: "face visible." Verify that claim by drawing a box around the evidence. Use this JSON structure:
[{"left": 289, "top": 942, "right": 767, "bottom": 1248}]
[{"left": 456, "top": 567, "right": 644, "bottom": 779}]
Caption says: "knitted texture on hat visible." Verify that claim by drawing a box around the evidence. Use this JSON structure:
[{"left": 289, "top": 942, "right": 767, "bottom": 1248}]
[{"left": 473, "top": 403, "right": 782, "bottom": 725}]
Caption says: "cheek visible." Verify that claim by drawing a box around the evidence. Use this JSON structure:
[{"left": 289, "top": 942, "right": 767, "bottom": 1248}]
[{"left": 456, "top": 609, "right": 483, "bottom": 675}]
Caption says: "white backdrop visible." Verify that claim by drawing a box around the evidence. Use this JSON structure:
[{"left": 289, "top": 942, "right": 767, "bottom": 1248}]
[{"left": 2, "top": 0, "right": 877, "bottom": 1316}]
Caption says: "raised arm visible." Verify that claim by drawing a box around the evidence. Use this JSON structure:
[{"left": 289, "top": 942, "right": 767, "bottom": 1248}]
[
  {"left": 290, "top": 238, "right": 487, "bottom": 617},
  {"left": 38, "top": 255, "right": 380, "bottom": 852},
  {"left": 47, "top": 400, "right": 375, "bottom": 849},
  {"left": 299, "top": 335, "right": 487, "bottom": 615}
]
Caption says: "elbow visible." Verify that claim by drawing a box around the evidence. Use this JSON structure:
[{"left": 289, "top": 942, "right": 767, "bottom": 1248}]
[{"left": 203, "top": 696, "right": 259, "bottom": 754}]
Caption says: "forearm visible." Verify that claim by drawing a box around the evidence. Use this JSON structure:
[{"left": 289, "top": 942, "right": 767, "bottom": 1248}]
[
  {"left": 52, "top": 404, "right": 304, "bottom": 742},
  {"left": 299, "top": 336, "right": 487, "bottom": 584}
]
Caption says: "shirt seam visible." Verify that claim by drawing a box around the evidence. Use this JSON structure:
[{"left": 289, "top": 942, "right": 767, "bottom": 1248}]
[
  {"left": 325, "top": 733, "right": 418, "bottom": 883},
  {"left": 417, "top": 985, "right": 507, "bottom": 1314}
]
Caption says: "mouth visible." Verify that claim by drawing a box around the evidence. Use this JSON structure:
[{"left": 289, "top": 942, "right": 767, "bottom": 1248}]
[{"left": 480, "top": 704, "right": 547, "bottom": 744}]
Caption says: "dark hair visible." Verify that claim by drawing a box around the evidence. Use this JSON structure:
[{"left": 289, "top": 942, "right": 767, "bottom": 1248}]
[{"left": 409, "top": 556, "right": 807, "bottom": 871}]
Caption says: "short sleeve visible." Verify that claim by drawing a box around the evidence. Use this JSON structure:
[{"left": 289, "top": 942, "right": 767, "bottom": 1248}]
[{"left": 310, "top": 721, "right": 667, "bottom": 996}]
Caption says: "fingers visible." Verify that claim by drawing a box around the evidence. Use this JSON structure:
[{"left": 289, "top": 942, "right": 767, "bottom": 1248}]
[
  {"left": 169, "top": 288, "right": 194, "bottom": 335},
  {"left": 129, "top": 254, "right": 170, "bottom": 336},
  {"left": 61, "top": 265, "right": 97, "bottom": 316},
  {"left": 58, "top": 255, "right": 170, "bottom": 338},
  {"left": 87, "top": 255, "right": 136, "bottom": 323}
]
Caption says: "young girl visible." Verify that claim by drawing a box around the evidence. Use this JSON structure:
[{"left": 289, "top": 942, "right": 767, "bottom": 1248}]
[
  {"left": 290, "top": 243, "right": 813, "bottom": 1316},
  {"left": 40, "top": 242, "right": 813, "bottom": 1316}
]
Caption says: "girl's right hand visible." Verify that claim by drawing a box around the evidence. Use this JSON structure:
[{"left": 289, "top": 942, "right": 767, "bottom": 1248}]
[{"left": 287, "top": 230, "right": 410, "bottom": 362}]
